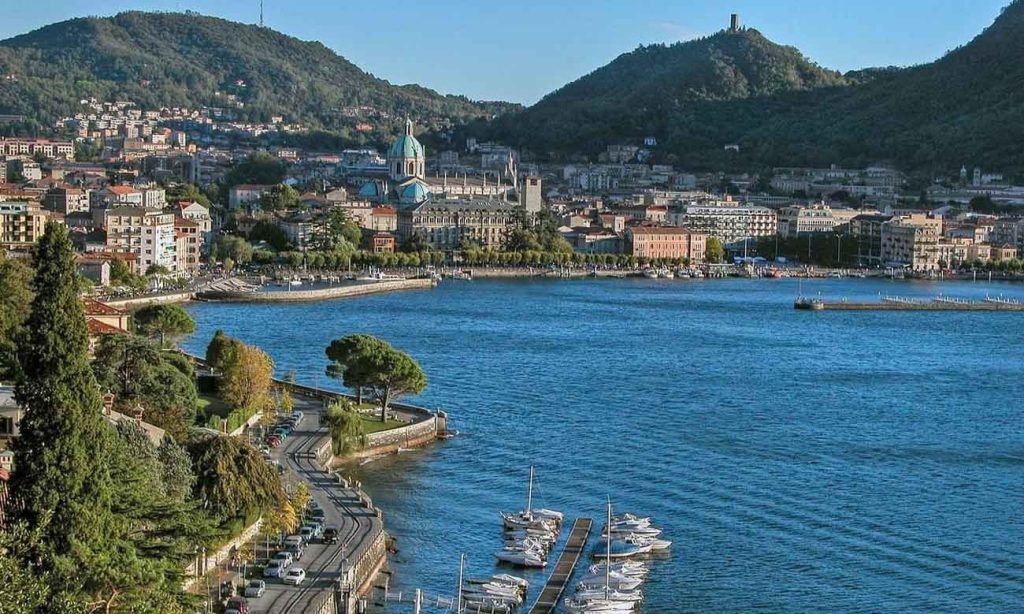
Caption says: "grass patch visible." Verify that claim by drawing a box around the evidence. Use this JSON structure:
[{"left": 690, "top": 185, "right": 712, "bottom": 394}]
[
  {"left": 198, "top": 394, "right": 232, "bottom": 419},
  {"left": 360, "top": 416, "right": 406, "bottom": 434}
]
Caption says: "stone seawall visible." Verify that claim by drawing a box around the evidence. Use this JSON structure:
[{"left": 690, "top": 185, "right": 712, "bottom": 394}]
[
  {"left": 195, "top": 278, "right": 434, "bottom": 302},
  {"left": 107, "top": 290, "right": 195, "bottom": 308}
]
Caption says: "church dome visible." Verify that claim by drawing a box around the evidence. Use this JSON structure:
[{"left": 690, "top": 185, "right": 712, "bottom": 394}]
[
  {"left": 398, "top": 180, "right": 431, "bottom": 205},
  {"left": 389, "top": 133, "right": 425, "bottom": 159},
  {"left": 358, "top": 180, "right": 385, "bottom": 202}
]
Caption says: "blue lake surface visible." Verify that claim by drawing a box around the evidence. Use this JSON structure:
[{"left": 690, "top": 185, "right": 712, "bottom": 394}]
[{"left": 182, "top": 278, "right": 1024, "bottom": 612}]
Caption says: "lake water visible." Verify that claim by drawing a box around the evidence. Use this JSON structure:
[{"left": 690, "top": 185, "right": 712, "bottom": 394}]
[{"left": 182, "top": 278, "right": 1024, "bottom": 612}]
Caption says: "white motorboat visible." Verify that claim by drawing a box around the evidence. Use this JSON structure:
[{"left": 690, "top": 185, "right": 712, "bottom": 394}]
[
  {"left": 563, "top": 598, "right": 635, "bottom": 613},
  {"left": 573, "top": 587, "right": 643, "bottom": 603},
  {"left": 577, "top": 572, "right": 644, "bottom": 591},
  {"left": 658, "top": 268, "right": 675, "bottom": 279},
  {"left": 494, "top": 549, "right": 546, "bottom": 567},
  {"left": 612, "top": 513, "right": 650, "bottom": 524},
  {"left": 642, "top": 269, "right": 659, "bottom": 279},
  {"left": 622, "top": 533, "right": 672, "bottom": 551},
  {"left": 465, "top": 574, "right": 528, "bottom": 590},
  {"left": 588, "top": 561, "right": 648, "bottom": 578},
  {"left": 462, "top": 585, "right": 523, "bottom": 603},
  {"left": 602, "top": 525, "right": 662, "bottom": 538}
]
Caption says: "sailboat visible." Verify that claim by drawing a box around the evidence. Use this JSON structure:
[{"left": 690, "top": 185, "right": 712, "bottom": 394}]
[
  {"left": 566, "top": 500, "right": 645, "bottom": 612},
  {"left": 500, "top": 465, "right": 563, "bottom": 529}
]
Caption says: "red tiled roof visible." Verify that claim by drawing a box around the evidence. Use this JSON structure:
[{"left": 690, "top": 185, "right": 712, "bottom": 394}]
[
  {"left": 107, "top": 185, "right": 139, "bottom": 195},
  {"left": 81, "top": 298, "right": 126, "bottom": 316},
  {"left": 86, "top": 318, "right": 124, "bottom": 335},
  {"left": 372, "top": 207, "right": 397, "bottom": 215}
]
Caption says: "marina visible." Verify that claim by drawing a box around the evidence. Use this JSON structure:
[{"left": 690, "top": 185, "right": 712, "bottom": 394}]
[
  {"left": 528, "top": 518, "right": 593, "bottom": 614},
  {"left": 184, "top": 278, "right": 1024, "bottom": 611}
]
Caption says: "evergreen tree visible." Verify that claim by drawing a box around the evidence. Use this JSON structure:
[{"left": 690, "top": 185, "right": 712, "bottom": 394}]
[{"left": 9, "top": 222, "right": 118, "bottom": 599}]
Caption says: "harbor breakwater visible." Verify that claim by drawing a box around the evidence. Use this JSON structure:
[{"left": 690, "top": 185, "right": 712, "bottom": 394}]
[{"left": 196, "top": 277, "right": 435, "bottom": 302}]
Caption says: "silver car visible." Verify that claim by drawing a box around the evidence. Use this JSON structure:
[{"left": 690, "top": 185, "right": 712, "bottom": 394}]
[{"left": 244, "top": 579, "right": 266, "bottom": 598}]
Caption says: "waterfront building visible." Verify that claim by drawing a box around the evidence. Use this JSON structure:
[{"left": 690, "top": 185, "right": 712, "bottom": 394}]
[
  {"left": 670, "top": 202, "right": 776, "bottom": 248},
  {"left": 371, "top": 232, "right": 396, "bottom": 254},
  {"left": 174, "top": 217, "right": 203, "bottom": 274},
  {"left": 880, "top": 219, "right": 941, "bottom": 271},
  {"left": 139, "top": 212, "right": 177, "bottom": 272},
  {"left": 624, "top": 226, "right": 707, "bottom": 262},
  {"left": 777, "top": 203, "right": 835, "bottom": 237}
]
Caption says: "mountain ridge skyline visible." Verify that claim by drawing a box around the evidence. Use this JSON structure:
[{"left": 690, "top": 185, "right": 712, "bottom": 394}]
[{"left": 0, "top": 0, "right": 1008, "bottom": 105}]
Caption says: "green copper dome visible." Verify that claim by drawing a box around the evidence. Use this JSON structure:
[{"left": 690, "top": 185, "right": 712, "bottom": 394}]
[{"left": 388, "top": 119, "right": 425, "bottom": 159}]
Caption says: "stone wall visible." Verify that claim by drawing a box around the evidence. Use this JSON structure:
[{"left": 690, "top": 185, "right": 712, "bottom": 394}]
[
  {"left": 182, "top": 517, "right": 263, "bottom": 590},
  {"left": 196, "top": 278, "right": 434, "bottom": 303}
]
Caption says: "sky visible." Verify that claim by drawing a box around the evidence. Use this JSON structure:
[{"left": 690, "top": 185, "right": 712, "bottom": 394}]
[{"left": 0, "top": 0, "right": 1010, "bottom": 105}]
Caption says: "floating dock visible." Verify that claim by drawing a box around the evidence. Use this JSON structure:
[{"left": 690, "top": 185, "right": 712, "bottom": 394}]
[
  {"left": 795, "top": 296, "right": 1024, "bottom": 311},
  {"left": 529, "top": 517, "right": 593, "bottom": 614}
]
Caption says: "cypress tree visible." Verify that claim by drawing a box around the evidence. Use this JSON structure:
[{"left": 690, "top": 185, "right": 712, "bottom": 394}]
[{"left": 10, "top": 222, "right": 117, "bottom": 595}]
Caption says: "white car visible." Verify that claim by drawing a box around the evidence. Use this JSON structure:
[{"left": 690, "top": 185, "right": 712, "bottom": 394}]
[
  {"left": 271, "top": 551, "right": 293, "bottom": 568},
  {"left": 244, "top": 579, "right": 266, "bottom": 598},
  {"left": 282, "top": 567, "right": 306, "bottom": 585}
]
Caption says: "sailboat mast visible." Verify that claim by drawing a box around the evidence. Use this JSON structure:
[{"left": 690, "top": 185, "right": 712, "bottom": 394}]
[
  {"left": 456, "top": 553, "right": 464, "bottom": 614},
  {"left": 526, "top": 465, "right": 534, "bottom": 518},
  {"left": 605, "top": 499, "right": 612, "bottom": 601}
]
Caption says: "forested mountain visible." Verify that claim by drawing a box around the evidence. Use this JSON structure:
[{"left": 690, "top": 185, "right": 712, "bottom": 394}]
[
  {"left": 485, "top": 1, "right": 1024, "bottom": 173},
  {"left": 0, "top": 12, "right": 518, "bottom": 138}
]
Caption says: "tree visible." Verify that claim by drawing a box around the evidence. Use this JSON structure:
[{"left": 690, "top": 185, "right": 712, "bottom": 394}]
[
  {"left": 9, "top": 222, "right": 120, "bottom": 602},
  {"left": 705, "top": 237, "right": 725, "bottom": 264},
  {"left": 134, "top": 303, "right": 196, "bottom": 347},
  {"left": 220, "top": 343, "right": 274, "bottom": 410},
  {"left": 365, "top": 343, "right": 427, "bottom": 422},
  {"left": 0, "top": 252, "right": 33, "bottom": 381},
  {"left": 165, "top": 183, "right": 212, "bottom": 209},
  {"left": 158, "top": 438, "right": 197, "bottom": 503},
  {"left": 258, "top": 184, "right": 299, "bottom": 212},
  {"left": 322, "top": 399, "right": 367, "bottom": 456},
  {"left": 325, "top": 334, "right": 389, "bottom": 404},
  {"left": 187, "top": 435, "right": 284, "bottom": 521},
  {"left": 211, "top": 235, "right": 254, "bottom": 267},
  {"left": 291, "top": 482, "right": 311, "bottom": 517},
  {"left": 225, "top": 152, "right": 287, "bottom": 188},
  {"left": 109, "top": 257, "right": 148, "bottom": 292},
  {"left": 206, "top": 329, "right": 243, "bottom": 374},
  {"left": 92, "top": 335, "right": 200, "bottom": 442}
]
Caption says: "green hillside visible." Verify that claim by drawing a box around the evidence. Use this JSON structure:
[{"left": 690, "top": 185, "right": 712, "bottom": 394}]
[
  {"left": 0, "top": 11, "right": 518, "bottom": 138},
  {"left": 485, "top": 2, "right": 1024, "bottom": 173}
]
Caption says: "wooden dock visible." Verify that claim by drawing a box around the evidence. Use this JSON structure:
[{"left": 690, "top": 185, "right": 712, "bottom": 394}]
[{"left": 529, "top": 517, "right": 593, "bottom": 614}]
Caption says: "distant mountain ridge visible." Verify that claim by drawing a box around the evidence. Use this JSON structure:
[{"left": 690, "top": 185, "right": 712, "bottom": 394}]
[
  {"left": 0, "top": 11, "right": 519, "bottom": 140},
  {"left": 485, "top": 2, "right": 1024, "bottom": 173}
]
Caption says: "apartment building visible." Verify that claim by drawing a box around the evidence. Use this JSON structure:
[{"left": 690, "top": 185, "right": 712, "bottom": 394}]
[
  {"left": 0, "top": 201, "right": 50, "bottom": 248},
  {"left": 670, "top": 203, "right": 776, "bottom": 247},
  {"left": 624, "top": 226, "right": 708, "bottom": 262}
]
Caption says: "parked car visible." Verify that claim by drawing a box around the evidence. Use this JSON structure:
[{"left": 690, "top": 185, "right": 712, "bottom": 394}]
[
  {"left": 299, "top": 526, "right": 314, "bottom": 543},
  {"left": 284, "top": 535, "right": 304, "bottom": 549},
  {"left": 291, "top": 410, "right": 304, "bottom": 423},
  {"left": 265, "top": 435, "right": 281, "bottom": 448},
  {"left": 282, "top": 567, "right": 306, "bottom": 586},
  {"left": 271, "top": 551, "right": 293, "bottom": 568},
  {"left": 263, "top": 560, "right": 285, "bottom": 578},
  {"left": 322, "top": 528, "right": 339, "bottom": 545},
  {"left": 225, "top": 597, "right": 249, "bottom": 614},
  {"left": 243, "top": 580, "right": 266, "bottom": 598}
]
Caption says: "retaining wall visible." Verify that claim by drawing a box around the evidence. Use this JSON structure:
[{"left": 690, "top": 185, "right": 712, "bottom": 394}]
[
  {"left": 182, "top": 517, "right": 263, "bottom": 590},
  {"left": 195, "top": 278, "right": 434, "bottom": 302}
]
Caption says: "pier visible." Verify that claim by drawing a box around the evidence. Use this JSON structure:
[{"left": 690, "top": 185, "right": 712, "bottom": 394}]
[
  {"left": 795, "top": 295, "right": 1024, "bottom": 311},
  {"left": 528, "top": 517, "right": 593, "bottom": 614}
]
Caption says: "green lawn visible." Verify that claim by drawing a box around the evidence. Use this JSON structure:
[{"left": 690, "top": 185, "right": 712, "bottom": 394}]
[
  {"left": 198, "top": 394, "right": 232, "bottom": 418},
  {"left": 360, "top": 416, "right": 406, "bottom": 434}
]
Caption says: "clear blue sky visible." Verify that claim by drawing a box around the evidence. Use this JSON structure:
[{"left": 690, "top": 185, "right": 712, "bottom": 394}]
[{"left": 0, "top": 0, "right": 1009, "bottom": 104}]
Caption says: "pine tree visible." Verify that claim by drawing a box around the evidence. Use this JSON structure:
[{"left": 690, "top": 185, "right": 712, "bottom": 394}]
[{"left": 9, "top": 222, "right": 118, "bottom": 597}]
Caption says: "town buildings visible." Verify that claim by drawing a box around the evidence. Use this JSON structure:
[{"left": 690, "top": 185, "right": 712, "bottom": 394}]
[
  {"left": 624, "top": 226, "right": 707, "bottom": 262},
  {"left": 669, "top": 201, "right": 776, "bottom": 248},
  {"left": 0, "top": 201, "right": 50, "bottom": 249}
]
